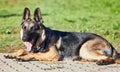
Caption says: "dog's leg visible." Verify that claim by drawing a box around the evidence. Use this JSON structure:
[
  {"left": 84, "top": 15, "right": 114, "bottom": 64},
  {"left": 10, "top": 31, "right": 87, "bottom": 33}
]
[
  {"left": 4, "top": 49, "right": 28, "bottom": 59},
  {"left": 16, "top": 53, "right": 36, "bottom": 61},
  {"left": 96, "top": 58, "right": 114, "bottom": 65},
  {"left": 16, "top": 46, "right": 59, "bottom": 61},
  {"left": 80, "top": 38, "right": 115, "bottom": 65}
]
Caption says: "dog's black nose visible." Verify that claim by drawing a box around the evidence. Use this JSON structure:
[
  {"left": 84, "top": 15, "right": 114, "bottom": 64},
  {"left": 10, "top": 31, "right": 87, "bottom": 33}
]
[{"left": 22, "top": 36, "right": 29, "bottom": 41}]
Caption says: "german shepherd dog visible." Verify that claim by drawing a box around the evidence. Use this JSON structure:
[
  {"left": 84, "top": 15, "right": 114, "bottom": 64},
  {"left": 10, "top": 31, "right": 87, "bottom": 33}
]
[{"left": 4, "top": 7, "right": 120, "bottom": 65}]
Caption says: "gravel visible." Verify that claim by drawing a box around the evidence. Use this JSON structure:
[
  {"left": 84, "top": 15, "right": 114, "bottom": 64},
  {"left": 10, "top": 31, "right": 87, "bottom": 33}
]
[{"left": 0, "top": 53, "right": 120, "bottom": 72}]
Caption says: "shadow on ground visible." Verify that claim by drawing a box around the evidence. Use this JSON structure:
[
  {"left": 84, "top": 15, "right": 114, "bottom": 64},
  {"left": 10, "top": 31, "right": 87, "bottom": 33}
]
[{"left": 0, "top": 13, "right": 49, "bottom": 18}]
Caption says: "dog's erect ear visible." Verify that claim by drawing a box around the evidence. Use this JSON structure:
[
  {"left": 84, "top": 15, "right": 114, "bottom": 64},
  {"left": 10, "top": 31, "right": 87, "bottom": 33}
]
[
  {"left": 22, "top": 7, "right": 30, "bottom": 21},
  {"left": 34, "top": 8, "right": 43, "bottom": 23}
]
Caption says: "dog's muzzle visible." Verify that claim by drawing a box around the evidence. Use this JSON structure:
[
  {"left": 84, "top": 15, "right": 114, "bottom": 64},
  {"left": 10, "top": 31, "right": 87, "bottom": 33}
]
[
  {"left": 22, "top": 34, "right": 30, "bottom": 42},
  {"left": 22, "top": 33, "right": 34, "bottom": 52}
]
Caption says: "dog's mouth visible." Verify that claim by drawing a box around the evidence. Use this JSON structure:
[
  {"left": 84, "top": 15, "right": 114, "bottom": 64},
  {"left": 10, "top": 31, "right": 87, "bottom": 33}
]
[{"left": 24, "top": 41, "right": 33, "bottom": 52}]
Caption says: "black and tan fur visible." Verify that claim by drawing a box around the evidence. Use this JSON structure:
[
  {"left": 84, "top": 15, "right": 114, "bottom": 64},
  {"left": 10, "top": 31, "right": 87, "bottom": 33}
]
[{"left": 4, "top": 8, "right": 120, "bottom": 65}]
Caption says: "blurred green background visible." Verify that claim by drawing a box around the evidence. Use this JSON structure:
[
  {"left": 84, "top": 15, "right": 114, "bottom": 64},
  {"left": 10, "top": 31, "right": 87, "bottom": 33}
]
[{"left": 0, "top": 0, "right": 120, "bottom": 53}]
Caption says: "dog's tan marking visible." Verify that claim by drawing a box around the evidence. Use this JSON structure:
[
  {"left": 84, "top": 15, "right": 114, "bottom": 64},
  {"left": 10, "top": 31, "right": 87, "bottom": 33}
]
[
  {"left": 56, "top": 37, "right": 62, "bottom": 49},
  {"left": 10, "top": 49, "right": 28, "bottom": 57},
  {"left": 41, "top": 29, "right": 46, "bottom": 41},
  {"left": 20, "top": 29, "right": 23, "bottom": 40}
]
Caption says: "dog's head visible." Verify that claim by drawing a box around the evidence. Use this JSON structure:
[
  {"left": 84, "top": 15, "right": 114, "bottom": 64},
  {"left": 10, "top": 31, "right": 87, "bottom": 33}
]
[{"left": 21, "top": 8, "right": 46, "bottom": 52}]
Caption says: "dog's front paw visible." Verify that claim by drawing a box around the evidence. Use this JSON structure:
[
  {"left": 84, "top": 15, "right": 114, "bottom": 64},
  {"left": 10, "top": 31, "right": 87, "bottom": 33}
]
[
  {"left": 4, "top": 55, "right": 15, "bottom": 59},
  {"left": 16, "top": 57, "right": 25, "bottom": 62},
  {"left": 16, "top": 57, "right": 29, "bottom": 62}
]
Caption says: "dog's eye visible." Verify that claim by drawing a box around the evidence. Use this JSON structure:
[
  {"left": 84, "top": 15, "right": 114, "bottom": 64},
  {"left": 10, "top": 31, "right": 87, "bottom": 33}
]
[
  {"left": 22, "top": 26, "right": 26, "bottom": 30},
  {"left": 30, "top": 27, "right": 34, "bottom": 31}
]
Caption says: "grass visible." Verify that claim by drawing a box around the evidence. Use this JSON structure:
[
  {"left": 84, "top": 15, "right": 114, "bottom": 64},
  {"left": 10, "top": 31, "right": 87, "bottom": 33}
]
[{"left": 0, "top": 0, "right": 120, "bottom": 52}]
